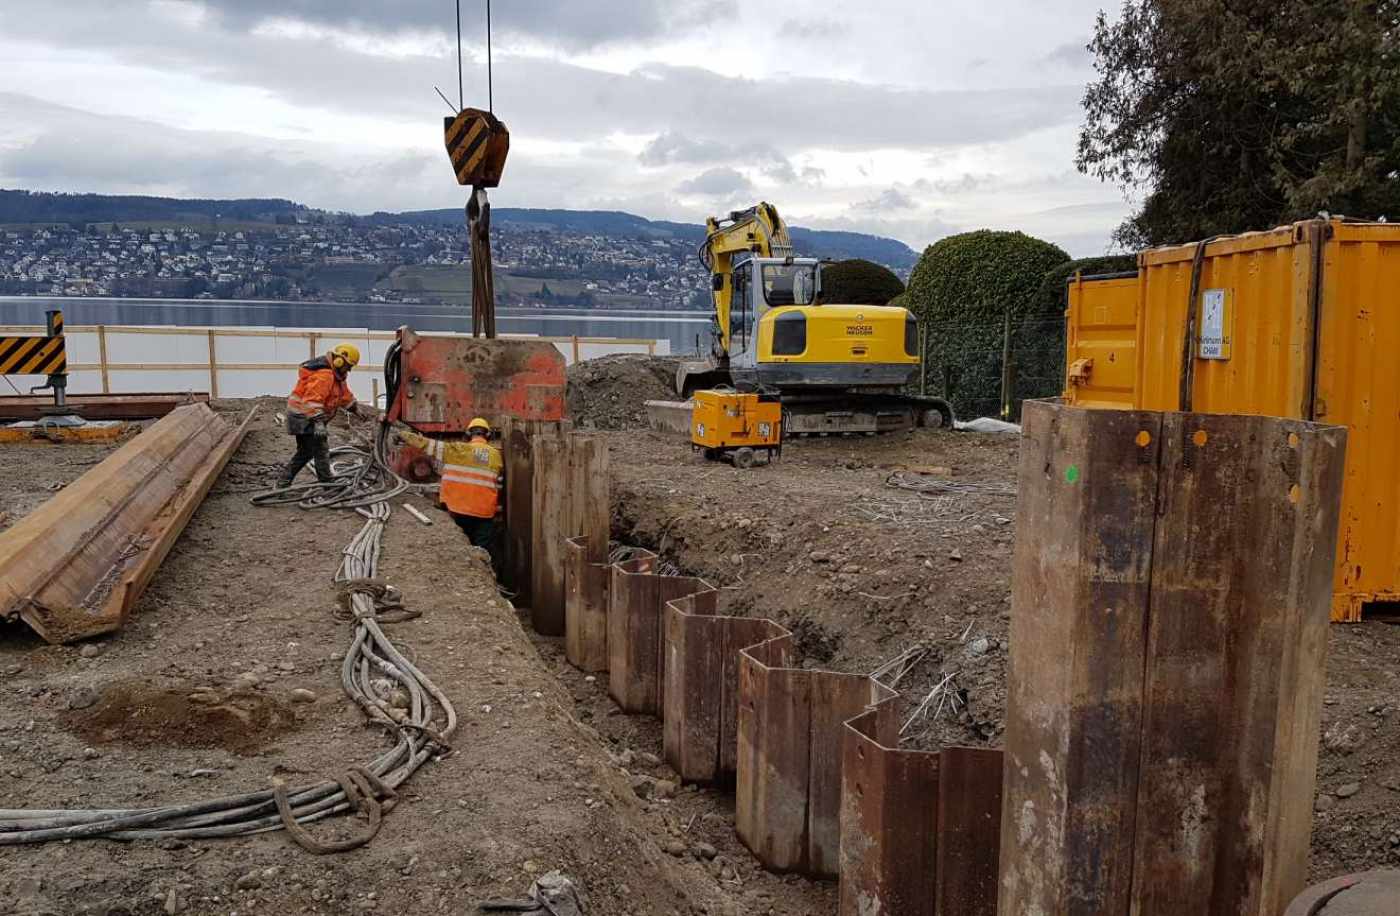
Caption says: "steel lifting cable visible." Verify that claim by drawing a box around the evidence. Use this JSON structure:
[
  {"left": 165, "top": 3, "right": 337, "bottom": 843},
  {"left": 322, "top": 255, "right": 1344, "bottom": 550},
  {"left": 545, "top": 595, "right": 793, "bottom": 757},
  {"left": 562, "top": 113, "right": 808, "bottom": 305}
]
[{"left": 0, "top": 426, "right": 457, "bottom": 849}]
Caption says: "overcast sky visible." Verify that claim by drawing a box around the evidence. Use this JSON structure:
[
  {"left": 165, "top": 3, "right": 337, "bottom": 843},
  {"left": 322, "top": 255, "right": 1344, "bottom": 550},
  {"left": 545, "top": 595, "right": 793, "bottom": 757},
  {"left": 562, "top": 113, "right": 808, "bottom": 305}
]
[{"left": 0, "top": 0, "right": 1133, "bottom": 256}]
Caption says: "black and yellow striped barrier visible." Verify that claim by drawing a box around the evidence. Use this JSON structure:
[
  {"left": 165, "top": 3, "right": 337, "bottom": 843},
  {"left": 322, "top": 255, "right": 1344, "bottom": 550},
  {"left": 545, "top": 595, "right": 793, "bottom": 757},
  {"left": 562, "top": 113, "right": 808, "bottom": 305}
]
[{"left": 0, "top": 310, "right": 67, "bottom": 377}]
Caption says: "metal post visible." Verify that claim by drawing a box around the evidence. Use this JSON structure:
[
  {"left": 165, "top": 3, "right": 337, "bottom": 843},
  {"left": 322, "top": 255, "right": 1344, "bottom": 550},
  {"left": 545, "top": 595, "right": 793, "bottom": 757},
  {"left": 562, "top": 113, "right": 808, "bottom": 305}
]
[
  {"left": 919, "top": 323, "right": 928, "bottom": 396},
  {"left": 207, "top": 329, "right": 219, "bottom": 399},
  {"left": 97, "top": 325, "right": 110, "bottom": 394},
  {"left": 1000, "top": 311, "right": 1012, "bottom": 419}
]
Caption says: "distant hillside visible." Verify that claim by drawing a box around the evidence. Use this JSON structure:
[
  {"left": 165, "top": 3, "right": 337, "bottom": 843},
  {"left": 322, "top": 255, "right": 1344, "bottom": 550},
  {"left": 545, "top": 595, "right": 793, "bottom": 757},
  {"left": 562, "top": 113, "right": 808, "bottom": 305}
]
[
  {"left": 385, "top": 207, "right": 917, "bottom": 269},
  {"left": 1, "top": 190, "right": 918, "bottom": 270},
  {"left": 0, "top": 190, "right": 306, "bottom": 225}
]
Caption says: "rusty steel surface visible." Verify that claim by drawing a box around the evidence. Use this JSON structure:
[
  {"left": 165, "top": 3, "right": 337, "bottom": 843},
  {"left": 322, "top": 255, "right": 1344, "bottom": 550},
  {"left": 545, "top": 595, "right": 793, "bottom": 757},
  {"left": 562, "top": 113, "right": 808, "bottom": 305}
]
[
  {"left": 1285, "top": 871, "right": 1400, "bottom": 916},
  {"left": 605, "top": 548, "right": 712, "bottom": 716},
  {"left": 389, "top": 329, "right": 565, "bottom": 433},
  {"left": 735, "top": 631, "right": 892, "bottom": 878},
  {"left": 662, "top": 592, "right": 784, "bottom": 783},
  {"left": 0, "top": 403, "right": 253, "bottom": 644},
  {"left": 500, "top": 418, "right": 569, "bottom": 610},
  {"left": 840, "top": 705, "right": 939, "bottom": 916},
  {"left": 0, "top": 392, "right": 209, "bottom": 421},
  {"left": 565, "top": 535, "right": 609, "bottom": 672},
  {"left": 936, "top": 747, "right": 1002, "bottom": 916},
  {"left": 839, "top": 708, "right": 1003, "bottom": 916},
  {"left": 1000, "top": 401, "right": 1346, "bottom": 916}
]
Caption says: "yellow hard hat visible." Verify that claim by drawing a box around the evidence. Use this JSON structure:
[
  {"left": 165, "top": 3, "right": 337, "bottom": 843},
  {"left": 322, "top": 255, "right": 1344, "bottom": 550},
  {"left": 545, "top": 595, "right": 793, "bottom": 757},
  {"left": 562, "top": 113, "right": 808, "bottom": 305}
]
[
  {"left": 467, "top": 417, "right": 491, "bottom": 434},
  {"left": 330, "top": 343, "right": 361, "bottom": 370}
]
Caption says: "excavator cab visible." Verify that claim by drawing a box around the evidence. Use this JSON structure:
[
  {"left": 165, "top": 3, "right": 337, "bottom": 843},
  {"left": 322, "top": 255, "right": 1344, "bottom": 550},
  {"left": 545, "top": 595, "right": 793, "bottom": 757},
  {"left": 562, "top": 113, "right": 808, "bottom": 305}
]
[{"left": 726, "top": 257, "right": 821, "bottom": 376}]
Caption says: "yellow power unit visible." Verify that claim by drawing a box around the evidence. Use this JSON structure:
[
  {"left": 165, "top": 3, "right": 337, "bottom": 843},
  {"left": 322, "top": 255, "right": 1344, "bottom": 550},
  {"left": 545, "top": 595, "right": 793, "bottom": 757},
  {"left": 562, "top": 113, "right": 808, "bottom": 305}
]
[
  {"left": 691, "top": 390, "right": 782, "bottom": 468},
  {"left": 1064, "top": 219, "right": 1400, "bottom": 621}
]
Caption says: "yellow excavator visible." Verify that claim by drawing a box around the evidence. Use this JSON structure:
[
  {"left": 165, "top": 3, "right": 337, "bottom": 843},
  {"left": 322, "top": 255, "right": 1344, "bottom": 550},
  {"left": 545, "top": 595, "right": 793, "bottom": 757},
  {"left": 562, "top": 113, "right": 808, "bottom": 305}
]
[{"left": 675, "top": 203, "right": 953, "bottom": 433}]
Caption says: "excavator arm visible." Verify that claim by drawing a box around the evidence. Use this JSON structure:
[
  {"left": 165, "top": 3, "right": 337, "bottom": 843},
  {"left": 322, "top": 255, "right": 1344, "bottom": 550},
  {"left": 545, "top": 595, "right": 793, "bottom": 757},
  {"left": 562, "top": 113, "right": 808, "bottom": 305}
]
[{"left": 698, "top": 202, "right": 793, "bottom": 358}]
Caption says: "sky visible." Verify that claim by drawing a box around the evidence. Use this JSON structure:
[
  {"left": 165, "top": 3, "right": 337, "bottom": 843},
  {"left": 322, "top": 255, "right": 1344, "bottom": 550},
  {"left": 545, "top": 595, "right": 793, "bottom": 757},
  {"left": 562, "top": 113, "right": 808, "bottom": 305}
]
[{"left": 0, "top": 0, "right": 1135, "bottom": 256}]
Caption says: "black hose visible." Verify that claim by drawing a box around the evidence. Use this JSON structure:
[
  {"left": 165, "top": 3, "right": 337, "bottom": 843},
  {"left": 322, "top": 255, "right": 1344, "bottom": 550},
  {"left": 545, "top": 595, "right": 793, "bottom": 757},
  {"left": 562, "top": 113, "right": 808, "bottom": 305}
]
[{"left": 384, "top": 340, "right": 402, "bottom": 410}]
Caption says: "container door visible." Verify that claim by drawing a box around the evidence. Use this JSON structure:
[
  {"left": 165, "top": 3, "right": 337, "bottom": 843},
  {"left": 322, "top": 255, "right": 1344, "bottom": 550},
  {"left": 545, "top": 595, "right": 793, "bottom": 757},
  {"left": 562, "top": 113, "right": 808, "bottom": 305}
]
[
  {"left": 1064, "top": 274, "right": 1140, "bottom": 409},
  {"left": 1314, "top": 222, "right": 1400, "bottom": 620}
]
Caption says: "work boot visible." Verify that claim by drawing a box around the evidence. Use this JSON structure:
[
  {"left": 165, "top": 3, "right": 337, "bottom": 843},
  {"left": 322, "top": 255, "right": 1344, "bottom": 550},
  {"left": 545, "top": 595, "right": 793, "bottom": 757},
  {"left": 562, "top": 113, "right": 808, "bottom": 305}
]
[{"left": 278, "top": 461, "right": 302, "bottom": 490}]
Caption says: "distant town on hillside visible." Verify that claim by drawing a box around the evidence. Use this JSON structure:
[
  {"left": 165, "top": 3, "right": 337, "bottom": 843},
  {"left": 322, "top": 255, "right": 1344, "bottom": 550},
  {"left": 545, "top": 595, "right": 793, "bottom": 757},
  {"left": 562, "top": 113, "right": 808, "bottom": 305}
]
[{"left": 0, "top": 191, "right": 916, "bottom": 309}]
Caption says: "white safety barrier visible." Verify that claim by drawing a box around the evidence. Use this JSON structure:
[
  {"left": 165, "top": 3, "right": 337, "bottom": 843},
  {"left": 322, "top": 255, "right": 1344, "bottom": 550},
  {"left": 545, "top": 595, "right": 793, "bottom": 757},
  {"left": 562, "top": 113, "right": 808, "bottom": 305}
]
[{"left": 0, "top": 324, "right": 668, "bottom": 406}]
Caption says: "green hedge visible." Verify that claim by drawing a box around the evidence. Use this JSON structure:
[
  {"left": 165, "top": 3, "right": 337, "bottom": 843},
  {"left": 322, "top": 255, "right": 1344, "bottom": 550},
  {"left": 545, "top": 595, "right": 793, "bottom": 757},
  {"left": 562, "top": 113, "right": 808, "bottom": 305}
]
[
  {"left": 820, "top": 258, "right": 905, "bottom": 305},
  {"left": 905, "top": 231, "right": 1070, "bottom": 419}
]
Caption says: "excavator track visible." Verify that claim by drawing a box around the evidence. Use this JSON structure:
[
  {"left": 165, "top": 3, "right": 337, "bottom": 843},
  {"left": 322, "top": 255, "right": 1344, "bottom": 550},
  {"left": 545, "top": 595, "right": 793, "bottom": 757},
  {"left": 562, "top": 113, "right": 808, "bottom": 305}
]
[{"left": 781, "top": 392, "right": 953, "bottom": 436}]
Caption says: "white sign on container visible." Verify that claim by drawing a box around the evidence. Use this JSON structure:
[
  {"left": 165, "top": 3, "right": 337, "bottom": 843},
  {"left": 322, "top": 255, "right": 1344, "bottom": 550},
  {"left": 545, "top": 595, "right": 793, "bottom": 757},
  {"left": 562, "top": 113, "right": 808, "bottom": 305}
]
[{"left": 1199, "top": 288, "right": 1232, "bottom": 360}]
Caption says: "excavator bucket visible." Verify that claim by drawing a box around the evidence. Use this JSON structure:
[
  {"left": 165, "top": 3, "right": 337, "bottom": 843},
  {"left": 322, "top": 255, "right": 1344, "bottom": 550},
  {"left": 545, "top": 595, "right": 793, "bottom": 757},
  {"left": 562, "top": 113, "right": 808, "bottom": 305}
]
[
  {"left": 386, "top": 328, "right": 566, "bottom": 434},
  {"left": 444, "top": 108, "right": 510, "bottom": 188}
]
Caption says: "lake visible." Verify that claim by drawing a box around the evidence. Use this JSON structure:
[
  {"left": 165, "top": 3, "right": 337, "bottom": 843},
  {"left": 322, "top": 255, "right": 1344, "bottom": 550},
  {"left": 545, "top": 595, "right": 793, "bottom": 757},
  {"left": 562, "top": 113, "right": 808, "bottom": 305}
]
[{"left": 0, "top": 296, "right": 714, "bottom": 355}]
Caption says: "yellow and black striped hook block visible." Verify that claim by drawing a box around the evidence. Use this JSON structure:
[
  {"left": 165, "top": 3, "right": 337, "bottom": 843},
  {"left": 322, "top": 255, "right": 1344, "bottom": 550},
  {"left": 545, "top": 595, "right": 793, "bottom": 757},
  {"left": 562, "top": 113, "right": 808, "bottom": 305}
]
[{"left": 443, "top": 108, "right": 509, "bottom": 188}]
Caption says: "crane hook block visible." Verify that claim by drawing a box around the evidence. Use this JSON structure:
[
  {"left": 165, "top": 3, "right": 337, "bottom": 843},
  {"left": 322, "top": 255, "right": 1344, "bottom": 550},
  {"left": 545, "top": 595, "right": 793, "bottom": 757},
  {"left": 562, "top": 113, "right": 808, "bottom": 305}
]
[{"left": 444, "top": 108, "right": 510, "bottom": 188}]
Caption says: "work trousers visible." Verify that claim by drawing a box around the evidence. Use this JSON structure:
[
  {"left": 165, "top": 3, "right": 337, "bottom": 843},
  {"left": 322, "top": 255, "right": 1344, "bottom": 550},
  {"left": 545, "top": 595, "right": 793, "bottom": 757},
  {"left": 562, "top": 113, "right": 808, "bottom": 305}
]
[
  {"left": 283, "top": 430, "right": 332, "bottom": 485},
  {"left": 454, "top": 513, "right": 503, "bottom": 577}
]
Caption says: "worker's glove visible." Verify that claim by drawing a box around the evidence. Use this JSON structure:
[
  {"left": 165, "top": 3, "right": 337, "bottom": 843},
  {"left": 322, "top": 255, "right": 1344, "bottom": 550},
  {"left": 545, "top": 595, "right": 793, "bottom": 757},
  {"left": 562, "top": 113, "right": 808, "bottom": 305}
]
[{"left": 313, "top": 420, "right": 329, "bottom": 441}]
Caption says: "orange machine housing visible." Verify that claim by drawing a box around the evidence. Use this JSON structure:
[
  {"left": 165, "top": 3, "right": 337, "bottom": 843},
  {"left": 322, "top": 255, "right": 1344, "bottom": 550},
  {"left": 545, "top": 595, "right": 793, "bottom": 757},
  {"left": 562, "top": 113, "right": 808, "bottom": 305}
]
[
  {"left": 691, "top": 390, "right": 782, "bottom": 457},
  {"left": 386, "top": 327, "right": 566, "bottom": 434}
]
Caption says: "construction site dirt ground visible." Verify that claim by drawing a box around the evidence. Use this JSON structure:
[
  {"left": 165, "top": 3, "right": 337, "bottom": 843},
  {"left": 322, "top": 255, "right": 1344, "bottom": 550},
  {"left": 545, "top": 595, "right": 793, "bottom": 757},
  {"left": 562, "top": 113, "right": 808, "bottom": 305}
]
[
  {"left": 0, "top": 401, "right": 818, "bottom": 916},
  {"left": 2, "top": 390, "right": 1398, "bottom": 915}
]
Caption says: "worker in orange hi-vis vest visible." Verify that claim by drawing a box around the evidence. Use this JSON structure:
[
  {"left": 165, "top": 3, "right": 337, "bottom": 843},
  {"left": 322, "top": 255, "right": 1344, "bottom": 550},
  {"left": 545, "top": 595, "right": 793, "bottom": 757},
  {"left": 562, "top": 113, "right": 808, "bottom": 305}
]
[
  {"left": 396, "top": 417, "right": 505, "bottom": 574},
  {"left": 280, "top": 343, "right": 373, "bottom": 488}
]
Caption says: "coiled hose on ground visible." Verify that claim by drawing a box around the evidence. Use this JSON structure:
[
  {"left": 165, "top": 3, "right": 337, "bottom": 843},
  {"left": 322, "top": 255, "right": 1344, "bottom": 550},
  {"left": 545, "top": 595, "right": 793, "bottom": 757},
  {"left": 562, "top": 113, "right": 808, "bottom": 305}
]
[{"left": 0, "top": 422, "right": 457, "bottom": 850}]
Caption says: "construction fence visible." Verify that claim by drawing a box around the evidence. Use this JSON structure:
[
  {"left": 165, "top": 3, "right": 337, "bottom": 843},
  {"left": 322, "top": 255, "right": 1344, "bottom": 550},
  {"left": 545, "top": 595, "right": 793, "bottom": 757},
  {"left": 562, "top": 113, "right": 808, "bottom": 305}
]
[
  {"left": 918, "top": 315, "right": 1067, "bottom": 422},
  {"left": 0, "top": 323, "right": 668, "bottom": 408}
]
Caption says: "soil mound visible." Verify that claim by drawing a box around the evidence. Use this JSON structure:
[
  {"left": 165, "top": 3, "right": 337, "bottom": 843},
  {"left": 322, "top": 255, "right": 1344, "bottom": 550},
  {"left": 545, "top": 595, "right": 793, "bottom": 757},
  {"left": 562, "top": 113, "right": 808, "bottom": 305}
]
[
  {"left": 567, "top": 354, "right": 680, "bottom": 430},
  {"left": 62, "top": 683, "right": 297, "bottom": 755}
]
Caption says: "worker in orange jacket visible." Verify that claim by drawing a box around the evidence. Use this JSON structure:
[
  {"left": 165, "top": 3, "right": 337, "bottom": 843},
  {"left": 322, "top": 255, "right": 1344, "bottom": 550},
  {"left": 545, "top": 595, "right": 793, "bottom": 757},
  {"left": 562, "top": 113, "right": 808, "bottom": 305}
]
[
  {"left": 396, "top": 417, "right": 505, "bottom": 573},
  {"left": 280, "top": 343, "right": 372, "bottom": 487}
]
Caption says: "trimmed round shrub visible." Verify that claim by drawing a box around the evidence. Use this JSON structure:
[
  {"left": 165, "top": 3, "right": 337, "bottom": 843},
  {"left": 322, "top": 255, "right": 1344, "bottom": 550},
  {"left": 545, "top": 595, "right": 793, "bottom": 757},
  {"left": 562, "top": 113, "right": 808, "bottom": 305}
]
[
  {"left": 820, "top": 259, "right": 905, "bottom": 305},
  {"left": 905, "top": 231, "right": 1070, "bottom": 420}
]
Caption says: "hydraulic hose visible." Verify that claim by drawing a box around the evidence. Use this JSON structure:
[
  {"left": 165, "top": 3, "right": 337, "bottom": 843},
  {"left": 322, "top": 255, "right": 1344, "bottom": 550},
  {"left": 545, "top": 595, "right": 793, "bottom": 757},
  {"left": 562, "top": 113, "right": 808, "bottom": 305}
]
[{"left": 1, "top": 427, "right": 457, "bottom": 849}]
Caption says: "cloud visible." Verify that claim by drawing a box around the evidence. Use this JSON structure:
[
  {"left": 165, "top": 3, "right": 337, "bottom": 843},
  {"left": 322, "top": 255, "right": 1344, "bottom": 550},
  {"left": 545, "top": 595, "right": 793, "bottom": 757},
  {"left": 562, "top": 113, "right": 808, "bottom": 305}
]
[
  {"left": 0, "top": 0, "right": 1127, "bottom": 253},
  {"left": 855, "top": 188, "right": 919, "bottom": 211},
  {"left": 777, "top": 18, "right": 844, "bottom": 40},
  {"left": 201, "top": 0, "right": 733, "bottom": 50},
  {"left": 0, "top": 3, "right": 1084, "bottom": 154},
  {"left": 676, "top": 167, "right": 753, "bottom": 197},
  {"left": 639, "top": 132, "right": 731, "bottom": 166},
  {"left": 1040, "top": 39, "right": 1088, "bottom": 69}
]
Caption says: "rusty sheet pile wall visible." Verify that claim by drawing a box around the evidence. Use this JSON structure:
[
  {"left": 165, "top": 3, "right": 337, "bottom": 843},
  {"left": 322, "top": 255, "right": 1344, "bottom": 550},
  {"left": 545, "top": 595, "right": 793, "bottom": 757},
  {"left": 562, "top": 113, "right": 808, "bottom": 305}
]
[
  {"left": 511, "top": 401, "right": 1343, "bottom": 916},
  {"left": 511, "top": 430, "right": 1005, "bottom": 911},
  {"left": 1001, "top": 401, "right": 1346, "bottom": 916},
  {"left": 663, "top": 590, "right": 787, "bottom": 784},
  {"left": 841, "top": 709, "right": 1003, "bottom": 916}
]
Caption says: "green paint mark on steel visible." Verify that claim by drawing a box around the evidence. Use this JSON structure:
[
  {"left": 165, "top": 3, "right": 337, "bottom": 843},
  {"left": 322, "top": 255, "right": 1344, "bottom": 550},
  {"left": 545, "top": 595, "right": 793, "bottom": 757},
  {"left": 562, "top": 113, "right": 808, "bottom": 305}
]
[{"left": 1065, "top": 465, "right": 1080, "bottom": 484}]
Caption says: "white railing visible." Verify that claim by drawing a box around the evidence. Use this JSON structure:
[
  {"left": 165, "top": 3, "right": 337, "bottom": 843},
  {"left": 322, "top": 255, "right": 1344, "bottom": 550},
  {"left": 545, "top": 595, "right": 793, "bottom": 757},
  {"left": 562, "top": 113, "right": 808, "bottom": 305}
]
[{"left": 0, "top": 324, "right": 668, "bottom": 405}]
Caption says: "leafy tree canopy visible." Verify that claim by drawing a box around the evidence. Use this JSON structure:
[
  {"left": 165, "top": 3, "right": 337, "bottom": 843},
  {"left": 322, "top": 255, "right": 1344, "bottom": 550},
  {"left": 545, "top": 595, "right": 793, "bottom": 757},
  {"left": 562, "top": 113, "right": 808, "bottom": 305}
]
[{"left": 1079, "top": 0, "right": 1400, "bottom": 248}]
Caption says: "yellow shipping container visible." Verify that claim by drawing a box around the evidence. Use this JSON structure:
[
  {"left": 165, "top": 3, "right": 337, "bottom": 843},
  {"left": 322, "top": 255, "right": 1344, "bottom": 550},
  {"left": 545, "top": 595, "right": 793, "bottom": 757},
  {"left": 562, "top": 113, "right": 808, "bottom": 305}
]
[{"left": 1065, "top": 219, "right": 1400, "bottom": 621}]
